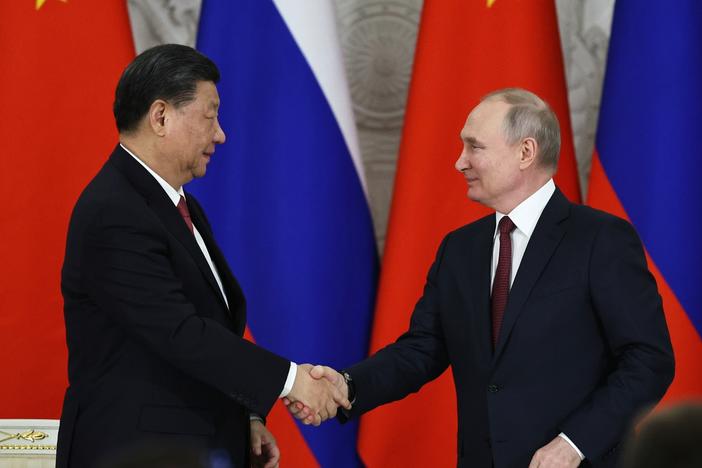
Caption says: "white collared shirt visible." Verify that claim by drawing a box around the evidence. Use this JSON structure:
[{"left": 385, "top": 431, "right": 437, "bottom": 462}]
[
  {"left": 489, "top": 178, "right": 585, "bottom": 460},
  {"left": 491, "top": 179, "right": 555, "bottom": 288},
  {"left": 120, "top": 144, "right": 297, "bottom": 399}
]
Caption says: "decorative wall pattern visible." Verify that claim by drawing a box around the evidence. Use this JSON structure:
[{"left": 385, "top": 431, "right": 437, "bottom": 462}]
[
  {"left": 0, "top": 419, "right": 59, "bottom": 468},
  {"left": 556, "top": 0, "right": 615, "bottom": 196},
  {"left": 127, "top": 0, "right": 201, "bottom": 53},
  {"left": 335, "top": 0, "right": 421, "bottom": 251}
]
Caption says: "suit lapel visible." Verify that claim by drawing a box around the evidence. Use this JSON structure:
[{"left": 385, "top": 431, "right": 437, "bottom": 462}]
[
  {"left": 493, "top": 189, "right": 571, "bottom": 361},
  {"left": 469, "top": 218, "right": 496, "bottom": 360},
  {"left": 186, "top": 195, "right": 247, "bottom": 334},
  {"left": 109, "top": 146, "right": 228, "bottom": 311}
]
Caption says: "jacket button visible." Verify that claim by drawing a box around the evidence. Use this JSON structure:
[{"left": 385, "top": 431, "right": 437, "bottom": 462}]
[{"left": 487, "top": 384, "right": 499, "bottom": 393}]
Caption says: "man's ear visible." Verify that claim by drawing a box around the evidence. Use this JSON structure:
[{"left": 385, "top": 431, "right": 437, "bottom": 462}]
[
  {"left": 147, "top": 100, "right": 168, "bottom": 136},
  {"left": 519, "top": 137, "right": 538, "bottom": 169}
]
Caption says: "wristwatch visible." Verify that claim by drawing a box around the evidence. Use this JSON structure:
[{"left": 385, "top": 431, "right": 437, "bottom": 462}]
[{"left": 341, "top": 371, "right": 356, "bottom": 405}]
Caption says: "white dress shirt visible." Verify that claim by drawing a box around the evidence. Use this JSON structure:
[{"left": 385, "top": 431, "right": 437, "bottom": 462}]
[
  {"left": 491, "top": 179, "right": 555, "bottom": 289},
  {"left": 490, "top": 178, "right": 585, "bottom": 461},
  {"left": 121, "top": 144, "right": 297, "bottom": 399}
]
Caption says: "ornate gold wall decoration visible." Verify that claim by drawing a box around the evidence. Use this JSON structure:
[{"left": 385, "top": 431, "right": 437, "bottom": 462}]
[{"left": 0, "top": 428, "right": 55, "bottom": 450}]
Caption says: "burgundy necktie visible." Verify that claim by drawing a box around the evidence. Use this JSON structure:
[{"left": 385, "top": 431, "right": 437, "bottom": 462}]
[
  {"left": 491, "top": 216, "right": 516, "bottom": 348},
  {"left": 177, "top": 195, "right": 194, "bottom": 234}
]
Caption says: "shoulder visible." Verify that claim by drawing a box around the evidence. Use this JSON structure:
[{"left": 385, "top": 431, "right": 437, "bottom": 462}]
[
  {"left": 569, "top": 202, "right": 624, "bottom": 224},
  {"left": 568, "top": 203, "right": 639, "bottom": 239},
  {"left": 448, "top": 213, "right": 495, "bottom": 242},
  {"left": 430, "top": 213, "right": 495, "bottom": 261},
  {"left": 557, "top": 203, "right": 647, "bottom": 269},
  {"left": 70, "top": 161, "right": 150, "bottom": 230}
]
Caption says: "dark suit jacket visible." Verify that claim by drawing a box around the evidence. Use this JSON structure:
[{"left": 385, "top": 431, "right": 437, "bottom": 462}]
[
  {"left": 345, "top": 188, "right": 674, "bottom": 468},
  {"left": 57, "top": 145, "right": 290, "bottom": 467}
]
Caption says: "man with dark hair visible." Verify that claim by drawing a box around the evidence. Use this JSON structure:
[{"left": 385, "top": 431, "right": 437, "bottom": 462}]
[
  {"left": 620, "top": 402, "right": 702, "bottom": 468},
  {"left": 57, "top": 44, "right": 347, "bottom": 468},
  {"left": 288, "top": 88, "right": 674, "bottom": 467}
]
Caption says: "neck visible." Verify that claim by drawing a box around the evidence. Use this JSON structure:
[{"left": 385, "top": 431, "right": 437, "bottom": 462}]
[
  {"left": 493, "top": 173, "right": 552, "bottom": 214},
  {"left": 119, "top": 135, "right": 184, "bottom": 190}
]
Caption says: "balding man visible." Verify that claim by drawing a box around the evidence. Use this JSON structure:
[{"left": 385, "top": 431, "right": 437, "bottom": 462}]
[{"left": 289, "top": 88, "right": 674, "bottom": 468}]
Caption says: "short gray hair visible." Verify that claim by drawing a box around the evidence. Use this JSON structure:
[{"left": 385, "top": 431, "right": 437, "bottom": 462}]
[{"left": 482, "top": 88, "right": 561, "bottom": 171}]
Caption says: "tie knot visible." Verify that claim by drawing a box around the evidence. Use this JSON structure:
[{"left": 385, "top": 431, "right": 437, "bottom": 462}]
[
  {"left": 498, "top": 216, "right": 516, "bottom": 235},
  {"left": 177, "top": 196, "right": 189, "bottom": 215}
]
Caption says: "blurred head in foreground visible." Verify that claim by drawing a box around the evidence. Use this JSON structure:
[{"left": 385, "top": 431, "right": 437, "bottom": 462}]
[{"left": 620, "top": 402, "right": 702, "bottom": 468}]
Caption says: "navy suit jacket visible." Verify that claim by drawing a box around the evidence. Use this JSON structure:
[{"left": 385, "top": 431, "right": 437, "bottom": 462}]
[
  {"left": 57, "top": 145, "right": 290, "bottom": 467},
  {"left": 345, "top": 188, "right": 674, "bottom": 468}
]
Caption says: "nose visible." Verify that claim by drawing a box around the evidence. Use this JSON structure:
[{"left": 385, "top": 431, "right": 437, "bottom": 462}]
[
  {"left": 455, "top": 147, "right": 469, "bottom": 173},
  {"left": 214, "top": 118, "right": 226, "bottom": 144}
]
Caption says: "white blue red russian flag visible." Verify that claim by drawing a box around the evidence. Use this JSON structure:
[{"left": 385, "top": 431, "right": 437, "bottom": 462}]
[
  {"left": 588, "top": 0, "right": 702, "bottom": 400},
  {"left": 191, "top": 1, "right": 377, "bottom": 466}
]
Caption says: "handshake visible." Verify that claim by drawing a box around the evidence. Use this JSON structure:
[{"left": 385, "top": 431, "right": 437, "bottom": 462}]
[{"left": 283, "top": 364, "right": 350, "bottom": 426}]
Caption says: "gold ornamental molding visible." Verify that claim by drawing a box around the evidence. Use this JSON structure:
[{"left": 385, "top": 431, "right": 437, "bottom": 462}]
[
  {"left": 0, "top": 420, "right": 59, "bottom": 455},
  {"left": 0, "top": 444, "right": 56, "bottom": 450},
  {"left": 0, "top": 428, "right": 56, "bottom": 451}
]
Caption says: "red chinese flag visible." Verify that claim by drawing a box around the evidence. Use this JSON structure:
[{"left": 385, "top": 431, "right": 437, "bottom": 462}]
[
  {"left": 0, "top": 0, "right": 133, "bottom": 418},
  {"left": 358, "top": 1, "right": 580, "bottom": 466}
]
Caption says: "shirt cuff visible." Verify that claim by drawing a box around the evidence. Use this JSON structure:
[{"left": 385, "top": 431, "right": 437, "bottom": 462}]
[
  {"left": 558, "top": 432, "right": 585, "bottom": 461},
  {"left": 279, "top": 361, "right": 297, "bottom": 398}
]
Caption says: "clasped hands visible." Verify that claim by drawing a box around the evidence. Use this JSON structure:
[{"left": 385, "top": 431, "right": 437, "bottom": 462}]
[{"left": 284, "top": 364, "right": 348, "bottom": 426}]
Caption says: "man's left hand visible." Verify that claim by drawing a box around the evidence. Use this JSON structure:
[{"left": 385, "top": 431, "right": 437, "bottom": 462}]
[
  {"left": 528, "top": 436, "right": 581, "bottom": 468},
  {"left": 250, "top": 419, "right": 280, "bottom": 468}
]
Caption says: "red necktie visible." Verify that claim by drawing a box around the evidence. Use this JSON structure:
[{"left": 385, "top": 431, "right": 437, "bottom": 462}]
[
  {"left": 492, "top": 216, "right": 516, "bottom": 348},
  {"left": 177, "top": 195, "right": 194, "bottom": 234}
]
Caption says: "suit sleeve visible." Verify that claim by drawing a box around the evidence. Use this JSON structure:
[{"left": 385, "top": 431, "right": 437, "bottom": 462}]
[
  {"left": 81, "top": 205, "right": 290, "bottom": 417},
  {"left": 343, "top": 235, "right": 452, "bottom": 419},
  {"left": 560, "top": 216, "right": 674, "bottom": 459}
]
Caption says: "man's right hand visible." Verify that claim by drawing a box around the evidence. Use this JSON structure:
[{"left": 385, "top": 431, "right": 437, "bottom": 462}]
[{"left": 285, "top": 364, "right": 350, "bottom": 426}]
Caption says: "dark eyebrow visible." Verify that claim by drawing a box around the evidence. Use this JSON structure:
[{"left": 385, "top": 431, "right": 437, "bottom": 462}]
[{"left": 463, "top": 136, "right": 483, "bottom": 147}]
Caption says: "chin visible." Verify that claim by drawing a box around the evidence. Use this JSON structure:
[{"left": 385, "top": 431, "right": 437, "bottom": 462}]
[{"left": 192, "top": 168, "right": 207, "bottom": 179}]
